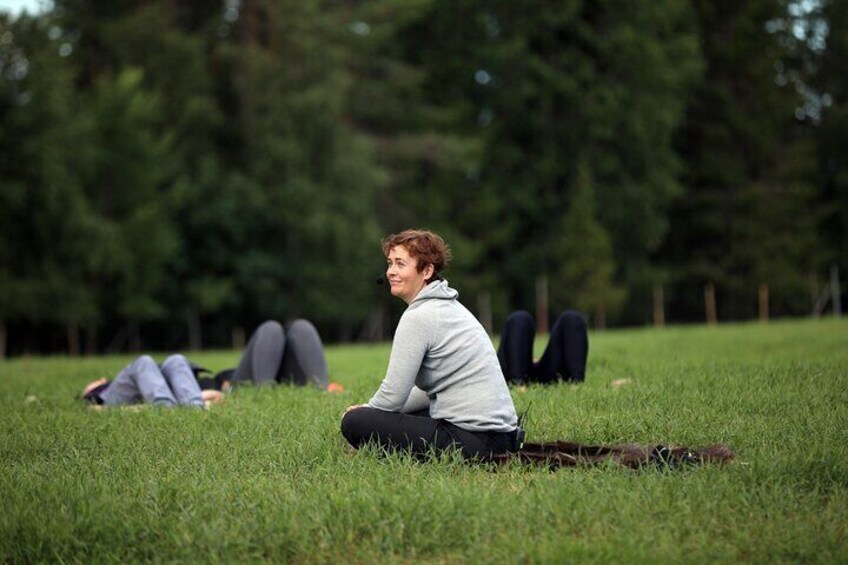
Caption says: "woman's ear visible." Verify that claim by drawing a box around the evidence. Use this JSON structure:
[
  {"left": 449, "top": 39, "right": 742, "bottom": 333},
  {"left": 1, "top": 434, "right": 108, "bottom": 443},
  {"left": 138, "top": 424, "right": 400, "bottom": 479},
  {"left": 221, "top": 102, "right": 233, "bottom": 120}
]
[{"left": 423, "top": 262, "right": 435, "bottom": 281}]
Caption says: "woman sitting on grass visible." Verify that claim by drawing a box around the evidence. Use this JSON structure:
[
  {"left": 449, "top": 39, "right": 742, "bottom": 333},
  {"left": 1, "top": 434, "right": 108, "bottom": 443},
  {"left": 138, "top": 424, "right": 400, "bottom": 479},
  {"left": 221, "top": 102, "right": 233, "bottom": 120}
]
[
  {"left": 341, "top": 229, "right": 522, "bottom": 460},
  {"left": 81, "top": 354, "right": 224, "bottom": 408}
]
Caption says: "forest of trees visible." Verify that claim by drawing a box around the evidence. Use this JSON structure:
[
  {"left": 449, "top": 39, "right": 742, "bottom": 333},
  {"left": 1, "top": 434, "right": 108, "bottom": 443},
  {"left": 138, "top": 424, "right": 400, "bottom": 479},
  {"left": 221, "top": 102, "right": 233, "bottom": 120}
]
[{"left": 0, "top": 0, "right": 844, "bottom": 356}]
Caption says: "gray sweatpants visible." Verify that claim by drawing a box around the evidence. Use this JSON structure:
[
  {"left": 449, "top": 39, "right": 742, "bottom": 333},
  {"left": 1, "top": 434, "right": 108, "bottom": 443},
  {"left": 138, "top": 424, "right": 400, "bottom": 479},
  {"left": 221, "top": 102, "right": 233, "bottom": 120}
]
[{"left": 100, "top": 354, "right": 205, "bottom": 408}]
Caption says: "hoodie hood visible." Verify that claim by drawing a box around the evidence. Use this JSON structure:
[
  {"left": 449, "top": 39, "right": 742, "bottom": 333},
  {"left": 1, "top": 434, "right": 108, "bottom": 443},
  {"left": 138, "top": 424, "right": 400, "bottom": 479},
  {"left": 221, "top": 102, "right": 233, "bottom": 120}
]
[{"left": 408, "top": 279, "right": 458, "bottom": 310}]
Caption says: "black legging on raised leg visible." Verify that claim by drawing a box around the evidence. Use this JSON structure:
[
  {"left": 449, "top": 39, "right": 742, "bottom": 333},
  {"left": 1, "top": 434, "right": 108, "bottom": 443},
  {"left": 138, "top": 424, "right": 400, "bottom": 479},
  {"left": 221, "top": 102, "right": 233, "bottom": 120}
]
[
  {"left": 497, "top": 310, "right": 588, "bottom": 384},
  {"left": 231, "top": 319, "right": 329, "bottom": 388},
  {"left": 341, "top": 407, "right": 520, "bottom": 460}
]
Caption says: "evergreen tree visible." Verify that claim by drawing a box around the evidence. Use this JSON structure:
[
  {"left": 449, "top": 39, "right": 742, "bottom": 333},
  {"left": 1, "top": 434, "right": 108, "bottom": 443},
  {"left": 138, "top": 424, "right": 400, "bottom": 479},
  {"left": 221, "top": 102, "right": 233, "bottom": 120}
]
[
  {"left": 466, "top": 0, "right": 701, "bottom": 322},
  {"left": 77, "top": 68, "right": 177, "bottom": 350},
  {"left": 553, "top": 162, "right": 625, "bottom": 328},
  {"left": 666, "top": 0, "right": 823, "bottom": 321},
  {"left": 222, "top": 0, "right": 383, "bottom": 338},
  {"left": 0, "top": 13, "right": 98, "bottom": 354},
  {"left": 815, "top": 0, "right": 848, "bottom": 294}
]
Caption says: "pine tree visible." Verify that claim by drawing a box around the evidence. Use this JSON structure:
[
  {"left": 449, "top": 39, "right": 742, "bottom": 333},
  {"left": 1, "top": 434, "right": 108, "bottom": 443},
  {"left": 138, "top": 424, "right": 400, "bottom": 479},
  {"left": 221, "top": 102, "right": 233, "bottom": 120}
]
[
  {"left": 815, "top": 0, "right": 848, "bottom": 291},
  {"left": 666, "top": 0, "right": 823, "bottom": 321},
  {"left": 0, "top": 13, "right": 98, "bottom": 354},
  {"left": 553, "top": 163, "right": 625, "bottom": 328}
]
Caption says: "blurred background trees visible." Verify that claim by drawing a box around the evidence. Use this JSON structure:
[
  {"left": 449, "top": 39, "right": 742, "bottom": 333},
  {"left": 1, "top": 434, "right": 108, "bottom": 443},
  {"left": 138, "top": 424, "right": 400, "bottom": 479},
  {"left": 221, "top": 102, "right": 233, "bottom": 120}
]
[{"left": 0, "top": 0, "right": 843, "bottom": 355}]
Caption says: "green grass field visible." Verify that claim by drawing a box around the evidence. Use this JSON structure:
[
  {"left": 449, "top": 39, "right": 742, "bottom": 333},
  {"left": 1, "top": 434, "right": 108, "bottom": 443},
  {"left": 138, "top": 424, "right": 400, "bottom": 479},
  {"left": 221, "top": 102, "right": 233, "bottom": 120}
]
[{"left": 2, "top": 319, "right": 847, "bottom": 563}]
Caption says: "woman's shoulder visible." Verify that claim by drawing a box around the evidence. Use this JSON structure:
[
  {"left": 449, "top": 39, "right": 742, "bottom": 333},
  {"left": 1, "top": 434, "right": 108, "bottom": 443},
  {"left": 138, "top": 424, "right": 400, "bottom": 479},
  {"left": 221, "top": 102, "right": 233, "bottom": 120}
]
[{"left": 398, "top": 299, "right": 444, "bottom": 334}]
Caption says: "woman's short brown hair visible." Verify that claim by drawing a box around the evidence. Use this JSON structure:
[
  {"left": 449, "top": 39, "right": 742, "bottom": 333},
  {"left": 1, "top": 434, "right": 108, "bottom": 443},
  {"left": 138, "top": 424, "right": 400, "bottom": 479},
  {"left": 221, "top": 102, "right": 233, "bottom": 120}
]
[{"left": 382, "top": 229, "right": 452, "bottom": 282}]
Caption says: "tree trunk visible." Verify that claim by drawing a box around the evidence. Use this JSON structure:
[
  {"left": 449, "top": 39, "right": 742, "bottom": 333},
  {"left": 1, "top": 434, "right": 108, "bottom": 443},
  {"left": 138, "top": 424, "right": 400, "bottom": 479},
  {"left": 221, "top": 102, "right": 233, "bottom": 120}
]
[
  {"left": 595, "top": 303, "right": 606, "bottom": 330},
  {"left": 536, "top": 276, "right": 549, "bottom": 334},
  {"left": 478, "top": 291, "right": 493, "bottom": 336},
  {"left": 704, "top": 282, "right": 717, "bottom": 325},
  {"left": 758, "top": 284, "right": 769, "bottom": 323},
  {"left": 0, "top": 319, "right": 6, "bottom": 360},
  {"left": 67, "top": 322, "right": 80, "bottom": 356},
  {"left": 831, "top": 263, "right": 842, "bottom": 317},
  {"left": 232, "top": 326, "right": 245, "bottom": 350},
  {"left": 128, "top": 320, "right": 141, "bottom": 353},
  {"left": 653, "top": 284, "right": 665, "bottom": 327},
  {"left": 86, "top": 322, "right": 98, "bottom": 356},
  {"left": 187, "top": 307, "right": 202, "bottom": 351}
]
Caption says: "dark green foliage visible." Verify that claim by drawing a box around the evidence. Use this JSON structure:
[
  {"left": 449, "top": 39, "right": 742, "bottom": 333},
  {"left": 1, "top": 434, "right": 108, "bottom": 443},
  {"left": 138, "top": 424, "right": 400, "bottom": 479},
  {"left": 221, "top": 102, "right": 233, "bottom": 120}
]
[
  {"left": 666, "top": 0, "right": 826, "bottom": 321},
  {"left": 80, "top": 68, "right": 177, "bottom": 323},
  {"left": 0, "top": 0, "right": 843, "bottom": 353},
  {"left": 552, "top": 162, "right": 625, "bottom": 327},
  {"left": 0, "top": 13, "right": 97, "bottom": 330},
  {"left": 815, "top": 0, "right": 848, "bottom": 276},
  {"left": 457, "top": 0, "right": 702, "bottom": 320}
]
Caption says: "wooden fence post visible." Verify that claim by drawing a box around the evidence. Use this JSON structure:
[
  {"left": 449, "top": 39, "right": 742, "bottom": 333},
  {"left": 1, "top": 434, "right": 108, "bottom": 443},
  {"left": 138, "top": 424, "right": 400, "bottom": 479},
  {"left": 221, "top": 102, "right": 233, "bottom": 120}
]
[
  {"left": 232, "top": 326, "right": 246, "bottom": 350},
  {"left": 758, "top": 283, "right": 769, "bottom": 323},
  {"left": 653, "top": 284, "right": 665, "bottom": 327},
  {"left": 187, "top": 307, "right": 202, "bottom": 351},
  {"left": 478, "top": 291, "right": 493, "bottom": 336},
  {"left": 86, "top": 322, "right": 98, "bottom": 355},
  {"left": 809, "top": 274, "right": 818, "bottom": 315},
  {"left": 704, "top": 282, "right": 717, "bottom": 325},
  {"left": 67, "top": 322, "right": 80, "bottom": 357}
]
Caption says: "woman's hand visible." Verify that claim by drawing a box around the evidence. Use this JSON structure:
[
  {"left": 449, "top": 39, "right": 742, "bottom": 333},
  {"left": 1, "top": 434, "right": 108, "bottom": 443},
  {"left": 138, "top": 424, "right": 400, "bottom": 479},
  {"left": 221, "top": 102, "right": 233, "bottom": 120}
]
[
  {"left": 344, "top": 404, "right": 367, "bottom": 414},
  {"left": 201, "top": 390, "right": 224, "bottom": 405}
]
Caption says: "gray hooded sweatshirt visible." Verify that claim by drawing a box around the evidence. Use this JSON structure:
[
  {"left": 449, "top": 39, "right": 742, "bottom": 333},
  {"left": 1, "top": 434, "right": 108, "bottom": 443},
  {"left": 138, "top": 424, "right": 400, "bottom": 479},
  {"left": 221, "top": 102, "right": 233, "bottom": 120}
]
[{"left": 367, "top": 279, "right": 518, "bottom": 433}]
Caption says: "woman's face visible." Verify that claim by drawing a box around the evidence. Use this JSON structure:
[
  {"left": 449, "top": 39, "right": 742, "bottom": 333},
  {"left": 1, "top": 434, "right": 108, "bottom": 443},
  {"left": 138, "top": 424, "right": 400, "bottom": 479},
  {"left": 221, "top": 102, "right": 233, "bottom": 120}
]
[{"left": 386, "top": 245, "right": 434, "bottom": 304}]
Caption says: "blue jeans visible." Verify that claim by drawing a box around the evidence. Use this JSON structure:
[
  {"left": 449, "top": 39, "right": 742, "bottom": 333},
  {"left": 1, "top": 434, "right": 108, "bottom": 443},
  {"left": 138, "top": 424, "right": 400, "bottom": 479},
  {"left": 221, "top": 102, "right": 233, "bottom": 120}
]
[{"left": 100, "top": 354, "right": 205, "bottom": 408}]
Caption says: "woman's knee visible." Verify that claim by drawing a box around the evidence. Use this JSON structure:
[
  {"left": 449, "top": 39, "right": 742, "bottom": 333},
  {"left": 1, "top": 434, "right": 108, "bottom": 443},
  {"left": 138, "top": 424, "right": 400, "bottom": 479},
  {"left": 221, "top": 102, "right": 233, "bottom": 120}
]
[
  {"left": 160, "top": 354, "right": 189, "bottom": 370},
  {"left": 286, "top": 319, "right": 322, "bottom": 347},
  {"left": 341, "top": 407, "right": 374, "bottom": 446},
  {"left": 249, "top": 320, "right": 286, "bottom": 367},
  {"left": 504, "top": 310, "right": 535, "bottom": 332},
  {"left": 255, "top": 320, "right": 284, "bottom": 339},
  {"left": 555, "top": 310, "right": 587, "bottom": 332},
  {"left": 132, "top": 355, "right": 158, "bottom": 372}
]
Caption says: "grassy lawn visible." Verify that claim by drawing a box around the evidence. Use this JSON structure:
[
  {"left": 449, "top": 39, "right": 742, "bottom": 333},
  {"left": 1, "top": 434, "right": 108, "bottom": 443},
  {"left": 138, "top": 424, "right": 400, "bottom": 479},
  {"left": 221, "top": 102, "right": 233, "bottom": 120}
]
[{"left": 1, "top": 319, "right": 846, "bottom": 563}]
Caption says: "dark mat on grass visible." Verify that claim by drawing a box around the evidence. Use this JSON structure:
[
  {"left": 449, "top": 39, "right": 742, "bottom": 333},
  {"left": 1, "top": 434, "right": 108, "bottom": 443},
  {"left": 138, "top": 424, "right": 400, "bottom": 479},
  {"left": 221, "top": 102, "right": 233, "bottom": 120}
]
[{"left": 488, "top": 441, "right": 735, "bottom": 469}]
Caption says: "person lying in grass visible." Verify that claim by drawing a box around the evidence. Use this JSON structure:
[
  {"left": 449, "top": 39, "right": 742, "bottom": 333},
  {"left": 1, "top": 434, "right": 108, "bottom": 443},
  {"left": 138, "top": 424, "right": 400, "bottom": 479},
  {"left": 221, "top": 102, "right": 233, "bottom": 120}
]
[
  {"left": 81, "top": 354, "right": 225, "bottom": 408},
  {"left": 218, "top": 319, "right": 342, "bottom": 392},
  {"left": 497, "top": 309, "right": 589, "bottom": 385},
  {"left": 342, "top": 229, "right": 523, "bottom": 460}
]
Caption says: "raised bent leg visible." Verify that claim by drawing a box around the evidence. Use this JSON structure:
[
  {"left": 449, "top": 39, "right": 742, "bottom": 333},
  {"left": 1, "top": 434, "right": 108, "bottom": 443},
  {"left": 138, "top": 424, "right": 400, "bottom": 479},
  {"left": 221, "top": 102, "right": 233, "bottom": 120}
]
[
  {"left": 101, "top": 355, "right": 177, "bottom": 407},
  {"left": 497, "top": 310, "right": 536, "bottom": 384},
  {"left": 279, "top": 319, "right": 328, "bottom": 388},
  {"left": 233, "top": 320, "right": 285, "bottom": 386},
  {"left": 160, "top": 354, "right": 205, "bottom": 407},
  {"left": 535, "top": 310, "right": 588, "bottom": 382}
]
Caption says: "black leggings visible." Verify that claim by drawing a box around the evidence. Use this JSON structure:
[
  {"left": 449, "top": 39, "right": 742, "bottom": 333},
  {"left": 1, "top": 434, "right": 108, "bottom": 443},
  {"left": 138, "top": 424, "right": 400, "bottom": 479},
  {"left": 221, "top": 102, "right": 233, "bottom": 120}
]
[
  {"left": 497, "top": 310, "right": 588, "bottom": 384},
  {"left": 341, "top": 407, "right": 520, "bottom": 460}
]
